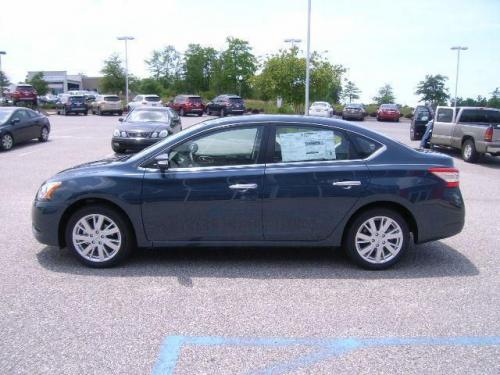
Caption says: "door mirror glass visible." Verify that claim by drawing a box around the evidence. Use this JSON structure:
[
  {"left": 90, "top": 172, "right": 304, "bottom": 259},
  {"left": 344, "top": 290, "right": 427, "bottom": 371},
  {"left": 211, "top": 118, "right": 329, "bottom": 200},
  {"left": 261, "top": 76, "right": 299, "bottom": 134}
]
[{"left": 155, "top": 153, "right": 170, "bottom": 169}]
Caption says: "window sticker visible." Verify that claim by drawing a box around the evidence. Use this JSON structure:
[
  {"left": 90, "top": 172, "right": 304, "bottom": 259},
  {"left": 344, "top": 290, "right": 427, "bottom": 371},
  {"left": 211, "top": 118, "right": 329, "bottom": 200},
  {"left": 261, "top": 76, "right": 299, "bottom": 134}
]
[{"left": 279, "top": 130, "right": 336, "bottom": 162}]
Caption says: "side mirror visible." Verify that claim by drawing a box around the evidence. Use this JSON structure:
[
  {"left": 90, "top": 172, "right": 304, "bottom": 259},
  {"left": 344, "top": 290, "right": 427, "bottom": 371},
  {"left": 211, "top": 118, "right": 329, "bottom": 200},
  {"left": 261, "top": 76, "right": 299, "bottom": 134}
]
[
  {"left": 155, "top": 153, "right": 170, "bottom": 170},
  {"left": 118, "top": 118, "right": 124, "bottom": 122},
  {"left": 10, "top": 118, "right": 20, "bottom": 125},
  {"left": 189, "top": 142, "right": 198, "bottom": 154}
]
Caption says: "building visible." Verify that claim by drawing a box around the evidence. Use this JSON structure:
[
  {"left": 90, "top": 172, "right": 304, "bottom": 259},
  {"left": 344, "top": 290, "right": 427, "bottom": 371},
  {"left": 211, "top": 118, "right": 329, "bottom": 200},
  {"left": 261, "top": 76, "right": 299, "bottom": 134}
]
[{"left": 25, "top": 71, "right": 102, "bottom": 94}]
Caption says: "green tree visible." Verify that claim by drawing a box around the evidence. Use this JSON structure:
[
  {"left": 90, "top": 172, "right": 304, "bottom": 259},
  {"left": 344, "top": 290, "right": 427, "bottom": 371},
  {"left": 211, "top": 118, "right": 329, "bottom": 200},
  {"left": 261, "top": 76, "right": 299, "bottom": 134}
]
[
  {"left": 342, "top": 80, "right": 361, "bottom": 103},
  {"left": 373, "top": 84, "right": 396, "bottom": 105},
  {"left": 136, "top": 78, "right": 165, "bottom": 96},
  {"left": 415, "top": 74, "right": 449, "bottom": 107},
  {"left": 213, "top": 37, "right": 257, "bottom": 96},
  {"left": 100, "top": 54, "right": 126, "bottom": 94},
  {"left": 27, "top": 72, "right": 49, "bottom": 95},
  {"left": 488, "top": 87, "right": 500, "bottom": 109},
  {"left": 0, "top": 70, "right": 10, "bottom": 95},
  {"left": 183, "top": 44, "right": 218, "bottom": 93},
  {"left": 253, "top": 47, "right": 344, "bottom": 111},
  {"left": 145, "top": 45, "right": 182, "bottom": 87}
]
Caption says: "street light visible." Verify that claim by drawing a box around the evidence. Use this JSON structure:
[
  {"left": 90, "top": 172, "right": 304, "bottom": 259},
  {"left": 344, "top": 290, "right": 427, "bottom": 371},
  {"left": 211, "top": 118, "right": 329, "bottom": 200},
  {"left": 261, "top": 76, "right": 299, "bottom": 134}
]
[
  {"left": 117, "top": 36, "right": 134, "bottom": 105},
  {"left": 284, "top": 38, "right": 302, "bottom": 49},
  {"left": 0, "top": 51, "right": 6, "bottom": 97},
  {"left": 450, "top": 46, "right": 468, "bottom": 108},
  {"left": 305, "top": 0, "right": 311, "bottom": 115},
  {"left": 237, "top": 75, "right": 243, "bottom": 97}
]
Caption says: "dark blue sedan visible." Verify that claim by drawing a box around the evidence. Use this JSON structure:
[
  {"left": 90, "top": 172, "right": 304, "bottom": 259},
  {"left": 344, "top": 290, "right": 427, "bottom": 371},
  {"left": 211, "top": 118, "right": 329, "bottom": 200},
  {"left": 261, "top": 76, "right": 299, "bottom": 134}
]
[{"left": 32, "top": 115, "right": 464, "bottom": 269}]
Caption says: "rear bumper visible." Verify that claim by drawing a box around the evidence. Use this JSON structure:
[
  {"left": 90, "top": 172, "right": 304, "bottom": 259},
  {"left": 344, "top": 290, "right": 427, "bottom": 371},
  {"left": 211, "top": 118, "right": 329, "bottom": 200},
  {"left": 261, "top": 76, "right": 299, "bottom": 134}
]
[
  {"left": 378, "top": 113, "right": 399, "bottom": 120},
  {"left": 342, "top": 112, "right": 364, "bottom": 119}
]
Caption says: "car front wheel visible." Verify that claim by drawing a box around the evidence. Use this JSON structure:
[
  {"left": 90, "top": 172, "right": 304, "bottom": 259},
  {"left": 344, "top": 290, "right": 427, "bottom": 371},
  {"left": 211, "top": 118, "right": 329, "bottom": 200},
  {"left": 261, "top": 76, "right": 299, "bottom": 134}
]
[
  {"left": 65, "top": 205, "right": 133, "bottom": 268},
  {"left": 39, "top": 127, "right": 49, "bottom": 142},
  {"left": 344, "top": 208, "right": 409, "bottom": 270}
]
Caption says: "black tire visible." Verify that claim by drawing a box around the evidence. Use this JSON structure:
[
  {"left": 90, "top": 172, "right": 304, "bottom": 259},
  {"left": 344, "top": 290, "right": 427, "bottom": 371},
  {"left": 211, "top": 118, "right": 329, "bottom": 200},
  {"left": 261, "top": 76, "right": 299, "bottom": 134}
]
[
  {"left": 462, "top": 138, "right": 479, "bottom": 163},
  {"left": 65, "top": 205, "right": 134, "bottom": 268},
  {"left": 118, "top": 111, "right": 123, "bottom": 116},
  {"left": 84, "top": 111, "right": 88, "bottom": 116},
  {"left": 376, "top": 117, "right": 381, "bottom": 122},
  {"left": 112, "top": 143, "right": 124, "bottom": 153},
  {"left": 410, "top": 126, "right": 416, "bottom": 141},
  {"left": 97, "top": 107, "right": 102, "bottom": 116},
  {"left": 206, "top": 108, "right": 211, "bottom": 116},
  {"left": 220, "top": 108, "right": 225, "bottom": 117},
  {"left": 0, "top": 133, "right": 14, "bottom": 151},
  {"left": 198, "top": 112, "right": 203, "bottom": 117},
  {"left": 344, "top": 208, "right": 410, "bottom": 270},
  {"left": 57, "top": 110, "right": 61, "bottom": 115},
  {"left": 39, "top": 126, "right": 49, "bottom": 142},
  {"left": 179, "top": 108, "right": 185, "bottom": 117}
]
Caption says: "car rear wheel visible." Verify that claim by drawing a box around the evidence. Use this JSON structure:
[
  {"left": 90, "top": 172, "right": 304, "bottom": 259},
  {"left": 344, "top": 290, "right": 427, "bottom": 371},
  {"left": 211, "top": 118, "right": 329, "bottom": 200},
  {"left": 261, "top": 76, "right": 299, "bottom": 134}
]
[
  {"left": 118, "top": 111, "right": 123, "bottom": 116},
  {"left": 344, "top": 208, "right": 409, "bottom": 270},
  {"left": 206, "top": 108, "right": 211, "bottom": 115},
  {"left": 462, "top": 139, "right": 479, "bottom": 163},
  {"left": 410, "top": 126, "right": 416, "bottom": 140},
  {"left": 39, "top": 127, "right": 49, "bottom": 142},
  {"left": 97, "top": 107, "right": 102, "bottom": 116},
  {"left": 220, "top": 108, "right": 226, "bottom": 117},
  {"left": 1, "top": 133, "right": 14, "bottom": 151},
  {"left": 65, "top": 205, "right": 133, "bottom": 268},
  {"left": 180, "top": 108, "right": 185, "bottom": 117}
]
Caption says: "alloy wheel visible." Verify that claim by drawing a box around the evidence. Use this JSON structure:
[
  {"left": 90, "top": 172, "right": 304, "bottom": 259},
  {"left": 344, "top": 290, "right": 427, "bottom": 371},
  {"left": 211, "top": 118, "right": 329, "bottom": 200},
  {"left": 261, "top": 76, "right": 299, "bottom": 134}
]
[
  {"left": 72, "top": 214, "right": 122, "bottom": 262},
  {"left": 1, "top": 134, "right": 13, "bottom": 150},
  {"left": 354, "top": 216, "right": 404, "bottom": 264},
  {"left": 41, "top": 128, "right": 49, "bottom": 141}
]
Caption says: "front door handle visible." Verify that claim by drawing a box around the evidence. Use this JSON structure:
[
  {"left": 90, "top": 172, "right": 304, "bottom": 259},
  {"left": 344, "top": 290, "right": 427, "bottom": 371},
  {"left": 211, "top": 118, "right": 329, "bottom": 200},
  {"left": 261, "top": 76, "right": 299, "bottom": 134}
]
[
  {"left": 229, "top": 183, "right": 258, "bottom": 190},
  {"left": 332, "top": 180, "right": 362, "bottom": 189}
]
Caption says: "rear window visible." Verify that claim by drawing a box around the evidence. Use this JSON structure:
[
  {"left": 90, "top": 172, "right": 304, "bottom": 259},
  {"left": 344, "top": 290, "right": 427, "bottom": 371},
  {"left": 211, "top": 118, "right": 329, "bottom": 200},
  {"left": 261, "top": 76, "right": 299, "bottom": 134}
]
[
  {"left": 459, "top": 109, "right": 500, "bottom": 124},
  {"left": 229, "top": 97, "right": 243, "bottom": 104},
  {"left": 70, "top": 96, "right": 85, "bottom": 100},
  {"left": 104, "top": 96, "right": 120, "bottom": 102},
  {"left": 380, "top": 104, "right": 398, "bottom": 110},
  {"left": 346, "top": 104, "right": 362, "bottom": 109},
  {"left": 16, "top": 85, "right": 34, "bottom": 91},
  {"left": 187, "top": 96, "right": 202, "bottom": 103},
  {"left": 145, "top": 96, "right": 161, "bottom": 102}
]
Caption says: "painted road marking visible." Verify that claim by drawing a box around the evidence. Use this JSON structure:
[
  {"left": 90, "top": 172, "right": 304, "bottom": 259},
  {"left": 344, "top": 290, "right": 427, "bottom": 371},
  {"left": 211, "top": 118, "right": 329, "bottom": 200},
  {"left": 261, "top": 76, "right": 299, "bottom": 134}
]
[{"left": 152, "top": 335, "right": 500, "bottom": 375}]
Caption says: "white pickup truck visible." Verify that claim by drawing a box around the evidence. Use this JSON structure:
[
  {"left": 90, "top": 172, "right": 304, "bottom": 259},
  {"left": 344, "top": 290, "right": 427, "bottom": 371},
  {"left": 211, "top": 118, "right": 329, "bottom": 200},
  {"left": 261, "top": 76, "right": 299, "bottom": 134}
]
[{"left": 430, "top": 106, "right": 500, "bottom": 162}]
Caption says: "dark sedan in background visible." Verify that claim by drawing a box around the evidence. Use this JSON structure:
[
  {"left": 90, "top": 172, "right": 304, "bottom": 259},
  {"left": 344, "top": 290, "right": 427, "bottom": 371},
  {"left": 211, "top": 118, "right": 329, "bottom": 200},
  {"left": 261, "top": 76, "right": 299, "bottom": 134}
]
[
  {"left": 111, "top": 107, "right": 182, "bottom": 153},
  {"left": 206, "top": 95, "right": 246, "bottom": 116},
  {"left": 0, "top": 107, "right": 50, "bottom": 151},
  {"left": 342, "top": 103, "right": 366, "bottom": 121},
  {"left": 56, "top": 95, "right": 89, "bottom": 116},
  {"left": 33, "top": 115, "right": 464, "bottom": 270}
]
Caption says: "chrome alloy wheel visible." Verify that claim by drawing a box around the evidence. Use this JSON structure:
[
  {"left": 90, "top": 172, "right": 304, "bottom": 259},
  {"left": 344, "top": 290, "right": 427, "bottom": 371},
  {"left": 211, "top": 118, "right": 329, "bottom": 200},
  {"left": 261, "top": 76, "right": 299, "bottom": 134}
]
[
  {"left": 41, "top": 128, "right": 49, "bottom": 141},
  {"left": 2, "top": 134, "right": 13, "bottom": 150},
  {"left": 463, "top": 143, "right": 473, "bottom": 160},
  {"left": 72, "top": 214, "right": 122, "bottom": 262},
  {"left": 355, "top": 216, "right": 404, "bottom": 264}
]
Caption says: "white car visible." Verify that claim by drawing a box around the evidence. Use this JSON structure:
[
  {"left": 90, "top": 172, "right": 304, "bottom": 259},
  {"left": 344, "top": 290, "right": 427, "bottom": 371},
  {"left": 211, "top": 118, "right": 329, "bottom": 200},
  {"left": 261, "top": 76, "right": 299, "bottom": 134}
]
[
  {"left": 127, "top": 94, "right": 163, "bottom": 111},
  {"left": 309, "top": 101, "right": 334, "bottom": 117}
]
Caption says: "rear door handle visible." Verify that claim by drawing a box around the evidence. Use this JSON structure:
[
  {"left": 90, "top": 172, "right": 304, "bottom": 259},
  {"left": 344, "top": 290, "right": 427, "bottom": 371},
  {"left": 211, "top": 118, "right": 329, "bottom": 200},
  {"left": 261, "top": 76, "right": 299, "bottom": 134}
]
[
  {"left": 229, "top": 183, "right": 258, "bottom": 190},
  {"left": 332, "top": 180, "right": 362, "bottom": 188}
]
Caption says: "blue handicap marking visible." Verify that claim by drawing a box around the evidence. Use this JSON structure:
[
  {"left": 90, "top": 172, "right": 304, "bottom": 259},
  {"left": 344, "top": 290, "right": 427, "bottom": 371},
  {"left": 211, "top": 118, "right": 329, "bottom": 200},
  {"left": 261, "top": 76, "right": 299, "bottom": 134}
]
[{"left": 152, "top": 335, "right": 500, "bottom": 375}]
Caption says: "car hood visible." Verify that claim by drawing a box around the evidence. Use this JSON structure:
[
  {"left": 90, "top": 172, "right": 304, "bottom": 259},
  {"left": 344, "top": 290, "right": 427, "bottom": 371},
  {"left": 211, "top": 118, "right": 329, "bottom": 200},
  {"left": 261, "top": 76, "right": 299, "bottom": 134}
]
[
  {"left": 118, "top": 121, "right": 171, "bottom": 132},
  {"left": 55, "top": 156, "right": 131, "bottom": 178}
]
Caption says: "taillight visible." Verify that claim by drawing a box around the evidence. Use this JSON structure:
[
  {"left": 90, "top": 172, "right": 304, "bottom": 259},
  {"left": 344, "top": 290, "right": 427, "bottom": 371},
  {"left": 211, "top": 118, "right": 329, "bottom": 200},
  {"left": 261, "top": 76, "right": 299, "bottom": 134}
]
[
  {"left": 485, "top": 126, "right": 493, "bottom": 142},
  {"left": 429, "top": 167, "right": 459, "bottom": 188}
]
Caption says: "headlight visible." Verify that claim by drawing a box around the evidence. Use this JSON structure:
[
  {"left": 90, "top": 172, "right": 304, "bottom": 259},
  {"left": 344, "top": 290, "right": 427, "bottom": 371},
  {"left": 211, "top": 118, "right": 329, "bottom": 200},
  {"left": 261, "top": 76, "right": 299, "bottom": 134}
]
[
  {"left": 120, "top": 131, "right": 127, "bottom": 137},
  {"left": 151, "top": 132, "right": 158, "bottom": 138},
  {"left": 37, "top": 181, "right": 62, "bottom": 201},
  {"left": 159, "top": 130, "right": 169, "bottom": 138},
  {"left": 113, "top": 129, "right": 120, "bottom": 137}
]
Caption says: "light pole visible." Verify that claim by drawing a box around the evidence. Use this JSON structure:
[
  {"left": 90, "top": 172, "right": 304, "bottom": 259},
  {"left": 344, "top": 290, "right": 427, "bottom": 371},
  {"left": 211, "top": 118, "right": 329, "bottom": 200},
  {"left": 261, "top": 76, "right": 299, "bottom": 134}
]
[
  {"left": 0, "top": 51, "right": 6, "bottom": 97},
  {"left": 284, "top": 38, "right": 302, "bottom": 49},
  {"left": 237, "top": 75, "right": 243, "bottom": 97},
  {"left": 117, "top": 36, "right": 134, "bottom": 104},
  {"left": 451, "top": 46, "right": 468, "bottom": 107},
  {"left": 305, "top": 0, "right": 311, "bottom": 115}
]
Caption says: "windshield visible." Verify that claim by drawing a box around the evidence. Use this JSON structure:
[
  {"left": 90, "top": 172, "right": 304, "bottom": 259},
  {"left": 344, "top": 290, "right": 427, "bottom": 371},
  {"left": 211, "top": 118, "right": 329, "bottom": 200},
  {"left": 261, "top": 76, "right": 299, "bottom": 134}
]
[
  {"left": 126, "top": 110, "right": 170, "bottom": 123},
  {"left": 145, "top": 96, "right": 161, "bottom": 102},
  {"left": 0, "top": 110, "right": 12, "bottom": 124}
]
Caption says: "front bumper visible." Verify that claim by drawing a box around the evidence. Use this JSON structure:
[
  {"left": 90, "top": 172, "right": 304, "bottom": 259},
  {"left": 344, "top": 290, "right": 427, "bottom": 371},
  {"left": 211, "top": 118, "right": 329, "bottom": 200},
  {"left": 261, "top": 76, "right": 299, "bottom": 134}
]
[
  {"left": 112, "top": 136, "right": 161, "bottom": 151},
  {"left": 32, "top": 200, "right": 67, "bottom": 247}
]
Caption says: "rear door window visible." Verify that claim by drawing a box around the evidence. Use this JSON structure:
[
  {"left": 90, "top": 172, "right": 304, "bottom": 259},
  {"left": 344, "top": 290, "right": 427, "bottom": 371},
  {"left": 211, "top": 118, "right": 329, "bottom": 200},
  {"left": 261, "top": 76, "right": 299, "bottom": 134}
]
[
  {"left": 459, "top": 109, "right": 500, "bottom": 124},
  {"left": 273, "top": 126, "right": 355, "bottom": 162},
  {"left": 104, "top": 96, "right": 120, "bottom": 102},
  {"left": 436, "top": 108, "right": 454, "bottom": 123},
  {"left": 145, "top": 96, "right": 161, "bottom": 102}
]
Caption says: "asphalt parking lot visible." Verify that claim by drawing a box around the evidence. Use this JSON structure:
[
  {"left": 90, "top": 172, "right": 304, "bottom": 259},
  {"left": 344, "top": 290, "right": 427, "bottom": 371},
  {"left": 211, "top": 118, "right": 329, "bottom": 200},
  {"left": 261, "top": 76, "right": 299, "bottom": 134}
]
[{"left": 0, "top": 113, "right": 499, "bottom": 374}]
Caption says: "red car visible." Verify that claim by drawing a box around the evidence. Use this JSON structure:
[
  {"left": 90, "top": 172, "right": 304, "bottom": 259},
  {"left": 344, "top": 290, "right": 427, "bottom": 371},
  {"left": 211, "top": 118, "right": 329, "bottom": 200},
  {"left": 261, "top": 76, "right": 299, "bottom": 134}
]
[
  {"left": 8, "top": 84, "right": 38, "bottom": 106},
  {"left": 168, "top": 95, "right": 204, "bottom": 117},
  {"left": 377, "top": 104, "right": 400, "bottom": 122}
]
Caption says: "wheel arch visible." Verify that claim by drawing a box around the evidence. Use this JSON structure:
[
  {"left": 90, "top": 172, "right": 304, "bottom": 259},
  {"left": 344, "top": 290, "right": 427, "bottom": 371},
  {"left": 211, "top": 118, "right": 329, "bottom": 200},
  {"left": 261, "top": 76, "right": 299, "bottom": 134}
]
[
  {"left": 341, "top": 201, "right": 419, "bottom": 245},
  {"left": 58, "top": 198, "right": 137, "bottom": 248}
]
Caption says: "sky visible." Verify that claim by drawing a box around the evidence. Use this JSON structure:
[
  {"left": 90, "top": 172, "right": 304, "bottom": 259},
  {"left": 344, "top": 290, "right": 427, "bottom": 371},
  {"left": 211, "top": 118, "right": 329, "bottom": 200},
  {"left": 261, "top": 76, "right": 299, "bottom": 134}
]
[{"left": 0, "top": 0, "right": 499, "bottom": 106}]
